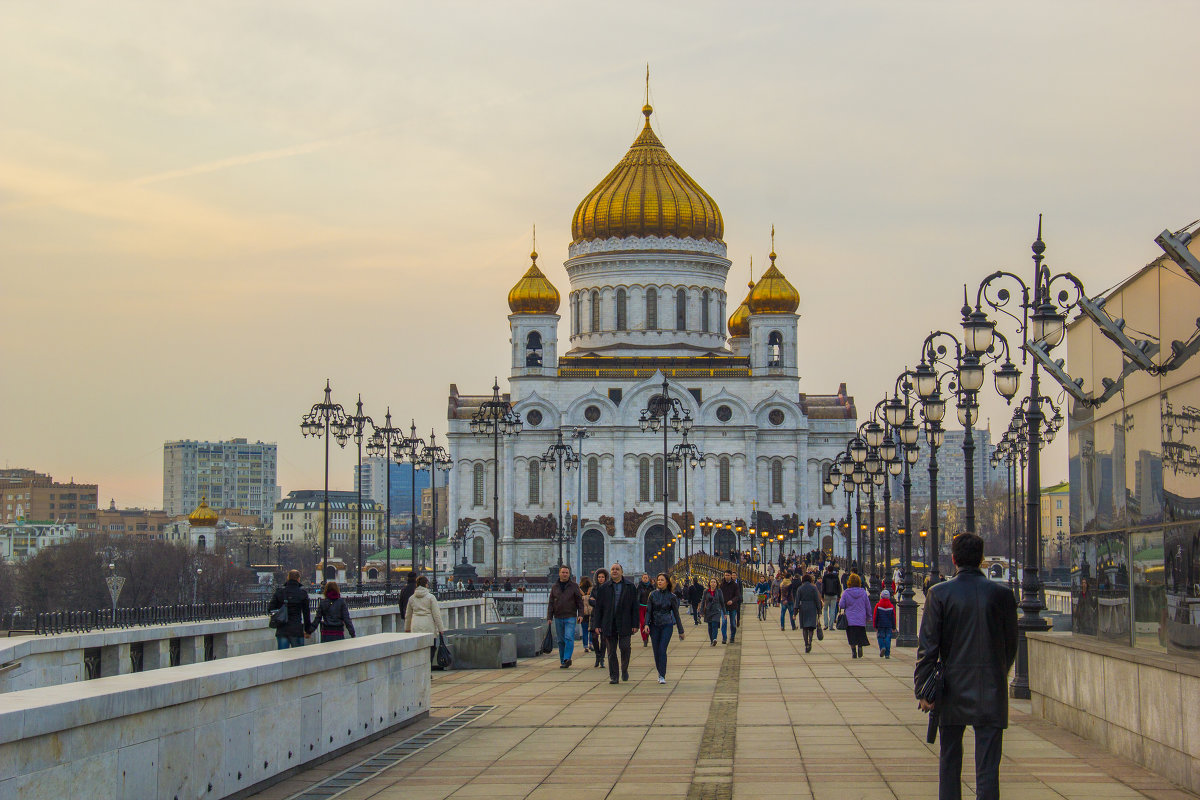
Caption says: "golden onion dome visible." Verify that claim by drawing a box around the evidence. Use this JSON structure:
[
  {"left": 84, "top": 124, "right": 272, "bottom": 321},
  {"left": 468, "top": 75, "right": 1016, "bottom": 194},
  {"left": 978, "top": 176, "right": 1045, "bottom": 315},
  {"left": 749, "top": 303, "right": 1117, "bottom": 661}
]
[
  {"left": 571, "top": 104, "right": 723, "bottom": 244},
  {"left": 727, "top": 281, "right": 754, "bottom": 338},
  {"left": 748, "top": 251, "right": 800, "bottom": 314},
  {"left": 188, "top": 496, "right": 218, "bottom": 527},
  {"left": 507, "top": 251, "right": 560, "bottom": 314}
]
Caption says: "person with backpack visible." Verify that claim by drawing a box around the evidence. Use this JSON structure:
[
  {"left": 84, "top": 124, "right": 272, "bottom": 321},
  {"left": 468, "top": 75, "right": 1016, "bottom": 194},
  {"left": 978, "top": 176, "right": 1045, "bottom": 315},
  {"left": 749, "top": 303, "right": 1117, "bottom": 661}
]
[
  {"left": 268, "top": 569, "right": 313, "bottom": 649},
  {"left": 821, "top": 564, "right": 842, "bottom": 630},
  {"left": 315, "top": 581, "right": 356, "bottom": 642},
  {"left": 686, "top": 578, "right": 704, "bottom": 625}
]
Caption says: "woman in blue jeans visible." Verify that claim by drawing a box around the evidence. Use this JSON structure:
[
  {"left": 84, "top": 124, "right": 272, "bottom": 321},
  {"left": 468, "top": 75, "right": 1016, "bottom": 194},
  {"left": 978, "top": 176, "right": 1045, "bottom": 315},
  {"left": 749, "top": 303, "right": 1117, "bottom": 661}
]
[
  {"left": 643, "top": 573, "right": 685, "bottom": 684},
  {"left": 699, "top": 577, "right": 724, "bottom": 645}
]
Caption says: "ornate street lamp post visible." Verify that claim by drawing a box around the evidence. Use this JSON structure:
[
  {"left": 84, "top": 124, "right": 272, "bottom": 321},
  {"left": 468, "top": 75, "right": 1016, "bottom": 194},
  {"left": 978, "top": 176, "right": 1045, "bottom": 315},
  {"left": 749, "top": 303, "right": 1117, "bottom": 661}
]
[
  {"left": 541, "top": 428, "right": 580, "bottom": 570},
  {"left": 639, "top": 379, "right": 693, "bottom": 570},
  {"left": 570, "top": 427, "right": 591, "bottom": 577},
  {"left": 368, "top": 408, "right": 406, "bottom": 594},
  {"left": 668, "top": 431, "right": 706, "bottom": 564},
  {"left": 415, "top": 431, "right": 453, "bottom": 590},
  {"left": 470, "top": 380, "right": 522, "bottom": 581},
  {"left": 400, "top": 422, "right": 427, "bottom": 578},
  {"left": 343, "top": 396, "right": 373, "bottom": 593},
  {"left": 300, "top": 380, "right": 349, "bottom": 582}
]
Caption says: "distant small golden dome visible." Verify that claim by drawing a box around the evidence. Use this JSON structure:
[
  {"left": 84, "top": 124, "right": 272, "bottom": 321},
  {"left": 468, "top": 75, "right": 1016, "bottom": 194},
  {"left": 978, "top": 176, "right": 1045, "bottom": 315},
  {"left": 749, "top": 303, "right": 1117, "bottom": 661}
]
[
  {"left": 748, "top": 252, "right": 799, "bottom": 314},
  {"left": 571, "top": 104, "right": 723, "bottom": 244},
  {"left": 508, "top": 251, "right": 561, "bottom": 314},
  {"left": 727, "top": 281, "right": 754, "bottom": 338},
  {"left": 188, "top": 497, "right": 218, "bottom": 527}
]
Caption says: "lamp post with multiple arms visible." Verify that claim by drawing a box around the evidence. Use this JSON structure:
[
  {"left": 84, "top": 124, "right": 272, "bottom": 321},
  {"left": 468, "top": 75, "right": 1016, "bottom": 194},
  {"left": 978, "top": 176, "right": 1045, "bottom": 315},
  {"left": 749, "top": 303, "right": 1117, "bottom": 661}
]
[
  {"left": 414, "top": 431, "right": 453, "bottom": 589},
  {"left": 668, "top": 431, "right": 706, "bottom": 563},
  {"left": 300, "top": 380, "right": 349, "bottom": 582},
  {"left": 570, "top": 427, "right": 591, "bottom": 577},
  {"left": 969, "top": 217, "right": 1083, "bottom": 698},
  {"left": 400, "top": 422, "right": 427, "bottom": 578},
  {"left": 541, "top": 428, "right": 581, "bottom": 570},
  {"left": 342, "top": 396, "right": 373, "bottom": 593},
  {"left": 367, "top": 408, "right": 406, "bottom": 594},
  {"left": 469, "top": 380, "right": 522, "bottom": 581},
  {"left": 639, "top": 379, "right": 694, "bottom": 569},
  {"left": 885, "top": 372, "right": 922, "bottom": 647}
]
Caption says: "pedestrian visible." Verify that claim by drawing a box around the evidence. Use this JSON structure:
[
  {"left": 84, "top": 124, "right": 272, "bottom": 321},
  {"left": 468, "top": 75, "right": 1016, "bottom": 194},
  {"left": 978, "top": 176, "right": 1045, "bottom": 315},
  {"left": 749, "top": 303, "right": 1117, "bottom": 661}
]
[
  {"left": 398, "top": 572, "right": 417, "bottom": 621},
  {"left": 719, "top": 569, "right": 742, "bottom": 644},
  {"left": 579, "top": 576, "right": 594, "bottom": 653},
  {"left": 838, "top": 573, "right": 872, "bottom": 658},
  {"left": 503, "top": 578, "right": 513, "bottom": 592},
  {"left": 643, "top": 573, "right": 685, "bottom": 684},
  {"left": 268, "top": 569, "right": 313, "bottom": 649},
  {"left": 820, "top": 564, "right": 842, "bottom": 630},
  {"left": 755, "top": 576, "right": 770, "bottom": 620},
  {"left": 315, "top": 580, "right": 356, "bottom": 642},
  {"left": 778, "top": 573, "right": 795, "bottom": 630},
  {"left": 873, "top": 589, "right": 896, "bottom": 658},
  {"left": 547, "top": 565, "right": 585, "bottom": 668},
  {"left": 590, "top": 568, "right": 609, "bottom": 668},
  {"left": 915, "top": 532, "right": 1018, "bottom": 800},
  {"left": 636, "top": 573, "right": 654, "bottom": 647},
  {"left": 795, "top": 572, "right": 822, "bottom": 652},
  {"left": 404, "top": 575, "right": 446, "bottom": 657},
  {"left": 699, "top": 577, "right": 724, "bottom": 645},
  {"left": 686, "top": 578, "right": 704, "bottom": 625},
  {"left": 591, "top": 563, "right": 639, "bottom": 684}
]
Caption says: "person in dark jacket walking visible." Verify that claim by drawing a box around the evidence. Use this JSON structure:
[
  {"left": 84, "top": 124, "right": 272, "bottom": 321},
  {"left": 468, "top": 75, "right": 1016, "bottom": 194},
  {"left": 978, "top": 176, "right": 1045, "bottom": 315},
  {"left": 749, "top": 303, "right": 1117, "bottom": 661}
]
[
  {"left": 315, "top": 581, "right": 356, "bottom": 642},
  {"left": 590, "top": 569, "right": 609, "bottom": 668},
  {"left": 686, "top": 578, "right": 704, "bottom": 625},
  {"left": 591, "top": 563, "right": 639, "bottom": 684},
  {"left": 872, "top": 589, "right": 895, "bottom": 658},
  {"left": 795, "top": 572, "right": 823, "bottom": 652},
  {"left": 547, "top": 565, "right": 585, "bottom": 667},
  {"left": 643, "top": 573, "right": 685, "bottom": 683},
  {"left": 268, "top": 570, "right": 313, "bottom": 649},
  {"left": 398, "top": 572, "right": 417, "bottom": 621},
  {"left": 699, "top": 577, "right": 724, "bottom": 645},
  {"left": 636, "top": 573, "right": 653, "bottom": 647},
  {"left": 915, "top": 532, "right": 1018, "bottom": 800},
  {"left": 719, "top": 570, "right": 742, "bottom": 644},
  {"left": 821, "top": 565, "right": 842, "bottom": 630}
]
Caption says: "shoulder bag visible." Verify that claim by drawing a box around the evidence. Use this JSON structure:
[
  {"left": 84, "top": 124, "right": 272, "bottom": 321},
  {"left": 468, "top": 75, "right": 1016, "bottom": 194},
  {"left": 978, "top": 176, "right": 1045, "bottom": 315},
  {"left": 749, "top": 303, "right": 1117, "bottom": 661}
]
[
  {"left": 435, "top": 633, "right": 454, "bottom": 669},
  {"left": 269, "top": 592, "right": 289, "bottom": 628}
]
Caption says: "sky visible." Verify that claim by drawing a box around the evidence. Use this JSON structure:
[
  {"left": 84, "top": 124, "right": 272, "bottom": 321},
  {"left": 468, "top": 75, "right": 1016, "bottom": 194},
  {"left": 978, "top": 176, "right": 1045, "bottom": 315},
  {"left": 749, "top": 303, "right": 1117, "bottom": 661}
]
[{"left": 2, "top": 1, "right": 1198, "bottom": 508}]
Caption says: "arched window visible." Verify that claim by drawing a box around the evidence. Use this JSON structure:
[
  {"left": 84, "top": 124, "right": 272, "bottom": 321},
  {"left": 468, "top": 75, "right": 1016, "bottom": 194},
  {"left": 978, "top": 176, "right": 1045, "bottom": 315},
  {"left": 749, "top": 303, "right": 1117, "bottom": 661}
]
[
  {"left": 822, "top": 462, "right": 835, "bottom": 507},
  {"left": 768, "top": 331, "right": 783, "bottom": 367},
  {"left": 676, "top": 288, "right": 687, "bottom": 331},
  {"left": 653, "top": 456, "right": 664, "bottom": 500},
  {"left": 702, "top": 291, "right": 710, "bottom": 332},
  {"left": 718, "top": 297, "right": 726, "bottom": 333},
  {"left": 587, "top": 457, "right": 599, "bottom": 503},
  {"left": 528, "top": 459, "right": 541, "bottom": 505},
  {"left": 590, "top": 290, "right": 600, "bottom": 332},
  {"left": 616, "top": 288, "right": 627, "bottom": 330},
  {"left": 571, "top": 294, "right": 580, "bottom": 335},
  {"left": 638, "top": 458, "right": 651, "bottom": 502},
  {"left": 719, "top": 457, "right": 731, "bottom": 503},
  {"left": 472, "top": 536, "right": 484, "bottom": 563},
  {"left": 646, "top": 288, "right": 658, "bottom": 330},
  {"left": 770, "top": 460, "right": 784, "bottom": 505},
  {"left": 668, "top": 461, "right": 679, "bottom": 502},
  {"left": 525, "top": 331, "right": 543, "bottom": 367},
  {"left": 473, "top": 464, "right": 485, "bottom": 506}
]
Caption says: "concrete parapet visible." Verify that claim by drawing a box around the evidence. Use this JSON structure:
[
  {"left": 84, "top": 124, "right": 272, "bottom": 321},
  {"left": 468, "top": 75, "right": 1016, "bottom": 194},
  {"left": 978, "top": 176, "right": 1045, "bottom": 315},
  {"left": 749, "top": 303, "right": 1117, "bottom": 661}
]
[{"left": 442, "top": 629, "right": 517, "bottom": 669}]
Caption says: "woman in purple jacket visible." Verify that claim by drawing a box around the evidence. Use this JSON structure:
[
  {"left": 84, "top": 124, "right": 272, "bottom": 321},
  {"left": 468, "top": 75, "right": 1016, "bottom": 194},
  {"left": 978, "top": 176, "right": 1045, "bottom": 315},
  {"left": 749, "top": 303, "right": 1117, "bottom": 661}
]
[{"left": 838, "top": 573, "right": 872, "bottom": 658}]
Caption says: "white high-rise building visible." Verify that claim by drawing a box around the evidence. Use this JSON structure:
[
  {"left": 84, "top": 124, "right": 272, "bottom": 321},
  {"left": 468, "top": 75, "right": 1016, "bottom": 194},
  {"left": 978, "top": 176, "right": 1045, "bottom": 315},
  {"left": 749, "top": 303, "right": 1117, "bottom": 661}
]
[
  {"left": 447, "top": 100, "right": 858, "bottom": 578},
  {"left": 163, "top": 438, "right": 280, "bottom": 524}
]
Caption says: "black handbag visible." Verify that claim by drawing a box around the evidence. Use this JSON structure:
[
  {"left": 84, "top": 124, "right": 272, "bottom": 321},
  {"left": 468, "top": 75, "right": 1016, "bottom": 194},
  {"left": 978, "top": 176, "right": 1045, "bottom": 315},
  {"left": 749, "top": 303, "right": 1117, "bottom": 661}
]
[
  {"left": 542, "top": 622, "right": 555, "bottom": 654},
  {"left": 835, "top": 611, "right": 848, "bottom": 630},
  {"left": 435, "top": 634, "right": 454, "bottom": 670},
  {"left": 916, "top": 664, "right": 943, "bottom": 743},
  {"left": 816, "top": 624, "right": 824, "bottom": 641}
]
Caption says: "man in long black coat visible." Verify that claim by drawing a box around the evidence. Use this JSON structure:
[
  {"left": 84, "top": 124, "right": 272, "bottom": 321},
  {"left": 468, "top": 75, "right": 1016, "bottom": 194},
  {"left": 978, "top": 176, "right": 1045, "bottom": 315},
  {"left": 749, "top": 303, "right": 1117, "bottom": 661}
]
[
  {"left": 915, "top": 532, "right": 1018, "bottom": 800},
  {"left": 590, "top": 563, "right": 639, "bottom": 684}
]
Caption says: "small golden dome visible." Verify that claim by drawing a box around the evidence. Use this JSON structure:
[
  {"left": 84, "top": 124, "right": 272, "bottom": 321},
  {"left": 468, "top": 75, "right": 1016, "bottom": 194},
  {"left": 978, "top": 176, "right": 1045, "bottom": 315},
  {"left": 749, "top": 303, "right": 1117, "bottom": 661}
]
[
  {"left": 571, "top": 104, "right": 723, "bottom": 244},
  {"left": 748, "top": 252, "right": 799, "bottom": 314},
  {"left": 727, "top": 281, "right": 754, "bottom": 338},
  {"left": 508, "top": 251, "right": 560, "bottom": 314},
  {"left": 188, "top": 496, "right": 218, "bottom": 527}
]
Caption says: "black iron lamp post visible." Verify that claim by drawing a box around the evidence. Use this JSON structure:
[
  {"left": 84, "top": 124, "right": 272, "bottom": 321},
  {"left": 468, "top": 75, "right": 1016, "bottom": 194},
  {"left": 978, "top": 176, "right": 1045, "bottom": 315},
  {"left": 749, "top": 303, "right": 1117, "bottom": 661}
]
[
  {"left": 639, "top": 379, "right": 694, "bottom": 570},
  {"left": 415, "top": 431, "right": 453, "bottom": 589},
  {"left": 367, "top": 408, "right": 406, "bottom": 594},
  {"left": 469, "top": 379, "right": 522, "bottom": 581},
  {"left": 343, "top": 395, "right": 374, "bottom": 593},
  {"left": 541, "top": 428, "right": 580, "bottom": 570},
  {"left": 972, "top": 217, "right": 1080, "bottom": 698},
  {"left": 570, "top": 427, "right": 591, "bottom": 577},
  {"left": 400, "top": 422, "right": 427, "bottom": 578},
  {"left": 300, "top": 380, "right": 349, "bottom": 582},
  {"left": 886, "top": 373, "right": 922, "bottom": 647},
  {"left": 668, "top": 432, "right": 706, "bottom": 563}
]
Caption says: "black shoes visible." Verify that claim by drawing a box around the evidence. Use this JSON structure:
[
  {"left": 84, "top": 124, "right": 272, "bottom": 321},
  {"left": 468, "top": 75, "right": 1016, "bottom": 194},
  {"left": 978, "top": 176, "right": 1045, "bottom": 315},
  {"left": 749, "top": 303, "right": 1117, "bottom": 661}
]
[
  {"left": 711, "top": 639, "right": 716, "bottom": 646},
  {"left": 621, "top": 670, "right": 629, "bottom": 682},
  {"left": 643, "top": 640, "right": 648, "bottom": 647},
  {"left": 565, "top": 658, "right": 572, "bottom": 667},
  {"left": 610, "top": 678, "right": 619, "bottom": 685}
]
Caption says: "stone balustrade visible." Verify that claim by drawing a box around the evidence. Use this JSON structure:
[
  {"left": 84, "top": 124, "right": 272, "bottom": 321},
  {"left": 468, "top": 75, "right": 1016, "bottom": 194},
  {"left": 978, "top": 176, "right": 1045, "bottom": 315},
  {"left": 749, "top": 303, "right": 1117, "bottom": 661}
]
[
  {"left": 0, "top": 595, "right": 494, "bottom": 693},
  {"left": 0, "top": 632, "right": 432, "bottom": 799}
]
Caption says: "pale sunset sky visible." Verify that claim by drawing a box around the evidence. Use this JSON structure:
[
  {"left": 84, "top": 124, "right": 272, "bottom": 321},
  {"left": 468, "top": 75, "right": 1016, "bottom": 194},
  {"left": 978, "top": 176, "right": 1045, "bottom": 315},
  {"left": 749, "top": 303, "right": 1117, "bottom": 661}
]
[{"left": 2, "top": 1, "right": 1197, "bottom": 508}]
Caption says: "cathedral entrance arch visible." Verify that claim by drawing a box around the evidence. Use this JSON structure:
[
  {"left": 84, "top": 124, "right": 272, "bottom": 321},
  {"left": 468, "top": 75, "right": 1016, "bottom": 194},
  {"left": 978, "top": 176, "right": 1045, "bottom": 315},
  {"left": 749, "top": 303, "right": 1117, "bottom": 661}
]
[
  {"left": 821, "top": 535, "right": 833, "bottom": 554},
  {"left": 644, "top": 525, "right": 672, "bottom": 574},
  {"left": 581, "top": 529, "right": 605, "bottom": 577},
  {"left": 714, "top": 530, "right": 735, "bottom": 558}
]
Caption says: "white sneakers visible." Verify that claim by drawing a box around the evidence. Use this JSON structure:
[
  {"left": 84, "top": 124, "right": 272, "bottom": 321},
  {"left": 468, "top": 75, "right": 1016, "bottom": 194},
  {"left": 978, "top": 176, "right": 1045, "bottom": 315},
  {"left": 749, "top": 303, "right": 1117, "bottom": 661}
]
[{"left": 658, "top": 675, "right": 666, "bottom": 684}]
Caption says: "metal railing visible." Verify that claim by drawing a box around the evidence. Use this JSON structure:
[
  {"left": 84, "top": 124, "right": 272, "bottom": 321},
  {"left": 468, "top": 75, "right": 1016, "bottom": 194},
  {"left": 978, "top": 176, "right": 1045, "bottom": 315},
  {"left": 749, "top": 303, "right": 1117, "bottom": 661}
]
[
  {"left": 671, "top": 554, "right": 762, "bottom": 586},
  {"left": 16, "top": 590, "right": 485, "bottom": 636}
]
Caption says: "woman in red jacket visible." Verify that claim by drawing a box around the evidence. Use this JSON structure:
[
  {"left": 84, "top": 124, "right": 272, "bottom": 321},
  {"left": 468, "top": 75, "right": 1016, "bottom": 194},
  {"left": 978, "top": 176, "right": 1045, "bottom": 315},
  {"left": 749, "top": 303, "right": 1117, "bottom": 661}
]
[{"left": 872, "top": 589, "right": 896, "bottom": 658}]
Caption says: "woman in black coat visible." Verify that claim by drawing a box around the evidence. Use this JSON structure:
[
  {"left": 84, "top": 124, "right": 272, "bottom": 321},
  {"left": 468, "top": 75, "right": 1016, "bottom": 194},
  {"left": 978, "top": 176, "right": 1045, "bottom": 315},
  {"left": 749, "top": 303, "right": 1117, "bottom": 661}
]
[
  {"left": 698, "top": 577, "right": 725, "bottom": 646},
  {"left": 795, "top": 572, "right": 823, "bottom": 653},
  {"left": 268, "top": 569, "right": 313, "bottom": 649}
]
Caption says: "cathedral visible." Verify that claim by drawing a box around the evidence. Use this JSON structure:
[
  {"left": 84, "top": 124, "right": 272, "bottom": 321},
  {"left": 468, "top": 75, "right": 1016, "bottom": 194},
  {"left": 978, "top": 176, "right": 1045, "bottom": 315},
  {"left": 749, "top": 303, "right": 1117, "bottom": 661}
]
[{"left": 446, "top": 100, "right": 858, "bottom": 579}]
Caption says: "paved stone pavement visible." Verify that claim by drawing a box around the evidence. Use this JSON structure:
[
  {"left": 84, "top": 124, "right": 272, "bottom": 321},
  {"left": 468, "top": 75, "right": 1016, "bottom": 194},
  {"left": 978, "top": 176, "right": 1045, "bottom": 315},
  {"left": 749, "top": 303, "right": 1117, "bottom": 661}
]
[{"left": 251, "top": 610, "right": 1197, "bottom": 800}]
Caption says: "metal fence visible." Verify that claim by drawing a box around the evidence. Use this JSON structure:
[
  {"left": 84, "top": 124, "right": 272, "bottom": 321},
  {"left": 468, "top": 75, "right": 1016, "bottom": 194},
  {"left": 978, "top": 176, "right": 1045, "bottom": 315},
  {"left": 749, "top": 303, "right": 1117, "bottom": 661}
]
[
  {"left": 8, "top": 590, "right": 485, "bottom": 636},
  {"left": 486, "top": 588, "right": 549, "bottom": 620}
]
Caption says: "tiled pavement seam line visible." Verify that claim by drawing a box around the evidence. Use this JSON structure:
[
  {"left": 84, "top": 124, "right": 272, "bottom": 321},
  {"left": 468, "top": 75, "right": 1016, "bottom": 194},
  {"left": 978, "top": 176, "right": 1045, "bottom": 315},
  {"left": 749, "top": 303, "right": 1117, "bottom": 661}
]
[
  {"left": 283, "top": 705, "right": 495, "bottom": 800},
  {"left": 686, "top": 640, "right": 741, "bottom": 800}
]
